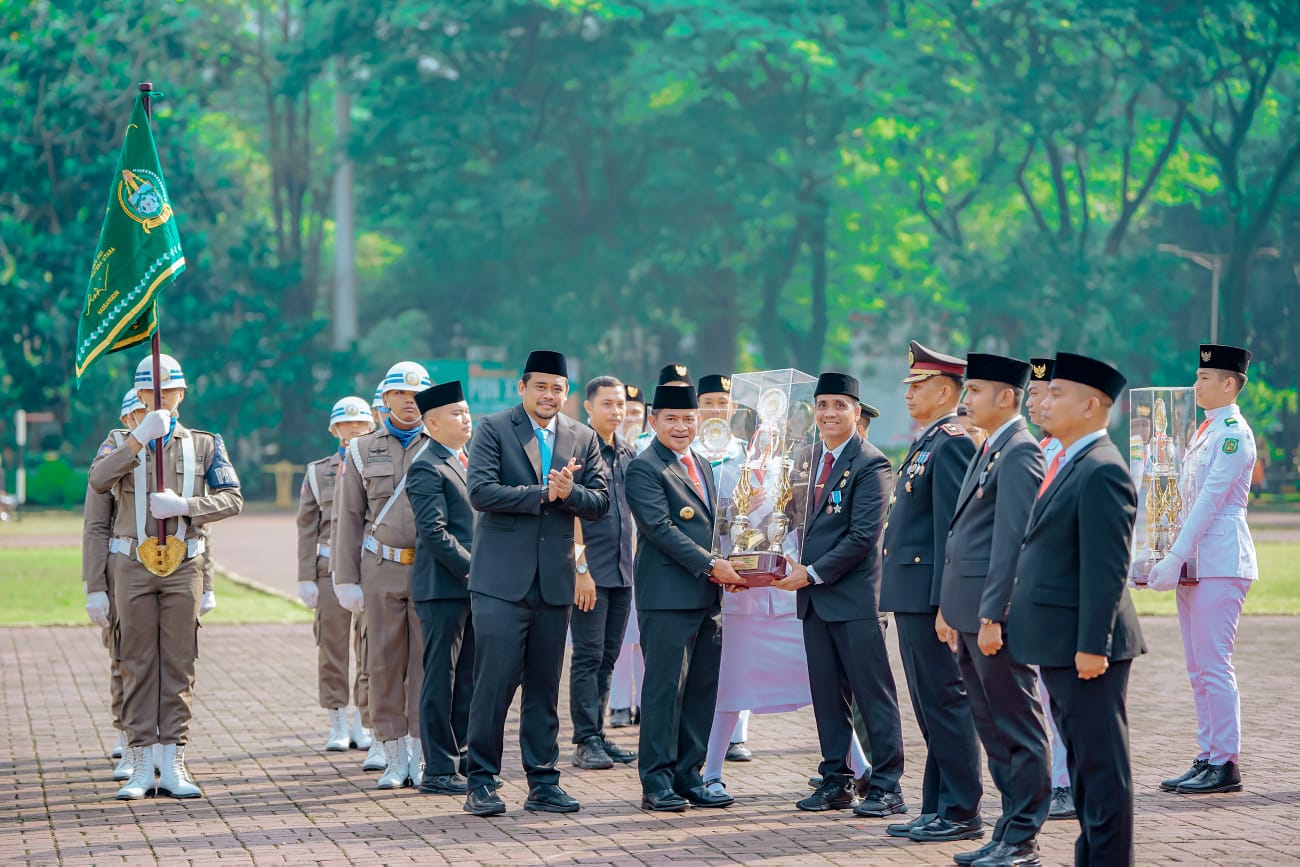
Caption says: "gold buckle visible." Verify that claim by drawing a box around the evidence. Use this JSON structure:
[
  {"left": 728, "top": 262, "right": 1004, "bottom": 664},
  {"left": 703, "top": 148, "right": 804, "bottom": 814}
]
[
  {"left": 398, "top": 548, "right": 416, "bottom": 566},
  {"left": 138, "top": 536, "right": 187, "bottom": 577}
]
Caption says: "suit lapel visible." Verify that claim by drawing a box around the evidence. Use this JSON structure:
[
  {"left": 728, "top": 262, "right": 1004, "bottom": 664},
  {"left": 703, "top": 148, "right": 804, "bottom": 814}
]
[
  {"left": 1028, "top": 436, "right": 1105, "bottom": 530},
  {"left": 656, "top": 440, "right": 710, "bottom": 513},
  {"left": 953, "top": 418, "right": 1025, "bottom": 520},
  {"left": 813, "top": 436, "right": 858, "bottom": 517},
  {"left": 431, "top": 444, "right": 467, "bottom": 486},
  {"left": 512, "top": 405, "right": 544, "bottom": 481},
  {"left": 552, "top": 416, "right": 573, "bottom": 476}
]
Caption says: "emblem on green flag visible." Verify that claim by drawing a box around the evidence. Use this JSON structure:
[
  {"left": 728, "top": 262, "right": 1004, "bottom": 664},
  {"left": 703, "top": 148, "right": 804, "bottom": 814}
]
[{"left": 75, "top": 94, "right": 185, "bottom": 384}]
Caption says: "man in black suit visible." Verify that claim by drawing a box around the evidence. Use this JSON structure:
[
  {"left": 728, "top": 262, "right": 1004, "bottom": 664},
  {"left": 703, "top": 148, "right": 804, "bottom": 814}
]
[
  {"left": 626, "top": 385, "right": 745, "bottom": 812},
  {"left": 772, "top": 373, "right": 904, "bottom": 817},
  {"left": 407, "top": 381, "right": 476, "bottom": 796},
  {"left": 939, "top": 353, "right": 1049, "bottom": 867},
  {"left": 879, "top": 342, "right": 983, "bottom": 843},
  {"left": 462, "top": 350, "right": 610, "bottom": 816},
  {"left": 1008, "top": 352, "right": 1144, "bottom": 867}
]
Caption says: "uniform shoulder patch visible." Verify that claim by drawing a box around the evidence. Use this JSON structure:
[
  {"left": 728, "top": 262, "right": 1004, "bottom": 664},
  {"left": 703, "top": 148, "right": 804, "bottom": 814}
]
[
  {"left": 204, "top": 433, "right": 241, "bottom": 490},
  {"left": 940, "top": 423, "right": 965, "bottom": 437},
  {"left": 1224, "top": 418, "right": 1238, "bottom": 427},
  {"left": 1222, "top": 438, "right": 1239, "bottom": 454}
]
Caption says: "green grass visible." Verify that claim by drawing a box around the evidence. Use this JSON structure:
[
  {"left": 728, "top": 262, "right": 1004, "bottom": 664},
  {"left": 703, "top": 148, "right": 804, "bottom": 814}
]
[
  {"left": 0, "top": 511, "right": 85, "bottom": 538},
  {"left": 1130, "top": 543, "right": 1300, "bottom": 616},
  {"left": 0, "top": 547, "right": 311, "bottom": 626}
]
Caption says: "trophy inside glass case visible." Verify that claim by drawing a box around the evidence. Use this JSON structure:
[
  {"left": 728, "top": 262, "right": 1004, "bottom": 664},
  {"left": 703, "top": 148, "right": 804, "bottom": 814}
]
[
  {"left": 712, "top": 369, "right": 819, "bottom": 586},
  {"left": 1128, "top": 386, "right": 1200, "bottom": 586}
]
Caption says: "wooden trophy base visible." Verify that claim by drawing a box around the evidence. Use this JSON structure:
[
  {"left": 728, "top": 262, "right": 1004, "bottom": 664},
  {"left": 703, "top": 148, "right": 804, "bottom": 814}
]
[
  {"left": 727, "top": 551, "right": 788, "bottom": 587},
  {"left": 1130, "top": 555, "right": 1199, "bottom": 587}
]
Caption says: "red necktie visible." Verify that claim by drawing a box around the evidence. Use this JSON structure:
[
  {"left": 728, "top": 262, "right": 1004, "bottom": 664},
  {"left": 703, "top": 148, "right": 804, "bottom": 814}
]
[
  {"left": 816, "top": 451, "right": 835, "bottom": 490},
  {"left": 457, "top": 450, "right": 468, "bottom": 469},
  {"left": 1037, "top": 451, "right": 1064, "bottom": 498},
  {"left": 682, "top": 454, "right": 706, "bottom": 500},
  {"left": 1193, "top": 418, "right": 1211, "bottom": 442}
]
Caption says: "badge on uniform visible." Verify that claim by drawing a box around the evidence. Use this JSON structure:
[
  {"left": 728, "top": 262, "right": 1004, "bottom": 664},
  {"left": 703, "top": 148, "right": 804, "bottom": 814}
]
[
  {"left": 1222, "top": 438, "right": 1239, "bottom": 454},
  {"left": 679, "top": 506, "right": 695, "bottom": 521},
  {"left": 829, "top": 490, "right": 843, "bottom": 514}
]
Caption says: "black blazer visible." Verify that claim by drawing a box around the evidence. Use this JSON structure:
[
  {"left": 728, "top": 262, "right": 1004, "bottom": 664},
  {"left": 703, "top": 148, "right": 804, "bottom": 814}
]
[
  {"left": 625, "top": 439, "right": 720, "bottom": 612},
  {"left": 407, "top": 443, "right": 475, "bottom": 602},
  {"left": 879, "top": 416, "right": 975, "bottom": 614},
  {"left": 794, "top": 434, "right": 894, "bottom": 623},
  {"left": 467, "top": 405, "right": 610, "bottom": 606},
  {"left": 939, "top": 418, "right": 1044, "bottom": 633},
  {"left": 1007, "top": 436, "right": 1146, "bottom": 667}
]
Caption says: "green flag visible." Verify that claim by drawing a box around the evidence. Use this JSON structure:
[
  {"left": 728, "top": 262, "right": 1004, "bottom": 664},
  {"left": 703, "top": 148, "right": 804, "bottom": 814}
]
[{"left": 75, "top": 94, "right": 185, "bottom": 384}]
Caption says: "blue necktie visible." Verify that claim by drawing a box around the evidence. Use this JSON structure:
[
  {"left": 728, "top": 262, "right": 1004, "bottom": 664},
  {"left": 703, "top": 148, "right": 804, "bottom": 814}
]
[{"left": 536, "top": 428, "right": 552, "bottom": 480}]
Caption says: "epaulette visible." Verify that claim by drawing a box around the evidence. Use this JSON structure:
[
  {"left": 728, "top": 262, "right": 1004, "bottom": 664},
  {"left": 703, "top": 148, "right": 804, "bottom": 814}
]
[
  {"left": 1224, "top": 418, "right": 1239, "bottom": 427},
  {"left": 940, "top": 423, "right": 966, "bottom": 437}
]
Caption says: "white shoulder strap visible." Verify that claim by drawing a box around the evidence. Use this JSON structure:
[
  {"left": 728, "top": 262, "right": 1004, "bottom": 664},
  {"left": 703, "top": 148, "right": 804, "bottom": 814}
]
[
  {"left": 306, "top": 462, "right": 320, "bottom": 502},
  {"left": 370, "top": 441, "right": 429, "bottom": 533},
  {"left": 348, "top": 439, "right": 364, "bottom": 473}
]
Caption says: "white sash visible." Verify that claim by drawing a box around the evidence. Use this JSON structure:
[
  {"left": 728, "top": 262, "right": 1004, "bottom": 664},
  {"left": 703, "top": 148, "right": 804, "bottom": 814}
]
[
  {"left": 306, "top": 462, "right": 320, "bottom": 502},
  {"left": 370, "top": 441, "right": 428, "bottom": 534},
  {"left": 133, "top": 432, "right": 195, "bottom": 553}
]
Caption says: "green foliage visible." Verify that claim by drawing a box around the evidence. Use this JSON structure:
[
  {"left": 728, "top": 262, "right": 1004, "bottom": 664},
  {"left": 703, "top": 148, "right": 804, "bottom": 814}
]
[{"left": 25, "top": 458, "right": 89, "bottom": 508}]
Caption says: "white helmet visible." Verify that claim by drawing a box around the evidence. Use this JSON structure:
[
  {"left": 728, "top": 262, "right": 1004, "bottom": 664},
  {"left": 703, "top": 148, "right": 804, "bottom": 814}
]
[
  {"left": 372, "top": 384, "right": 389, "bottom": 415},
  {"left": 380, "top": 361, "right": 432, "bottom": 394},
  {"left": 330, "top": 396, "right": 374, "bottom": 432},
  {"left": 134, "top": 353, "right": 186, "bottom": 391},
  {"left": 120, "top": 388, "right": 145, "bottom": 419}
]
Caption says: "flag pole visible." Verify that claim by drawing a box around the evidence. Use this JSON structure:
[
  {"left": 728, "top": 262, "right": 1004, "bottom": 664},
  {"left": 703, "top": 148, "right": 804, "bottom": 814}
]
[{"left": 139, "top": 80, "right": 166, "bottom": 545}]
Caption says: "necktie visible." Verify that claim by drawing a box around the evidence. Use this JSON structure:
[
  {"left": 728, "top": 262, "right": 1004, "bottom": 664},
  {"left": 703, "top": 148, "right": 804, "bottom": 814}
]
[
  {"left": 536, "top": 428, "right": 552, "bottom": 480},
  {"left": 816, "top": 451, "right": 835, "bottom": 490},
  {"left": 457, "top": 450, "right": 468, "bottom": 470},
  {"left": 1193, "top": 418, "right": 1211, "bottom": 443},
  {"left": 1037, "top": 451, "right": 1064, "bottom": 498},
  {"left": 682, "top": 454, "right": 706, "bottom": 500}
]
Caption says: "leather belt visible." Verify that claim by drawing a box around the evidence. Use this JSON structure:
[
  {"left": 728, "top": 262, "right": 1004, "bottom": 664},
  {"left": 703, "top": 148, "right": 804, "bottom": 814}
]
[
  {"left": 109, "top": 536, "right": 206, "bottom": 559},
  {"left": 363, "top": 535, "right": 415, "bottom": 566}
]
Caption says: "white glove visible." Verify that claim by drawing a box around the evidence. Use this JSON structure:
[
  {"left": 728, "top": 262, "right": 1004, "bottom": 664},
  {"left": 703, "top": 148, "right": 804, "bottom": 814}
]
[
  {"left": 199, "top": 590, "right": 217, "bottom": 617},
  {"left": 85, "top": 591, "right": 111, "bottom": 628},
  {"left": 297, "top": 581, "right": 319, "bottom": 609},
  {"left": 131, "top": 409, "right": 172, "bottom": 445},
  {"left": 150, "top": 488, "right": 191, "bottom": 519},
  {"left": 1146, "top": 555, "right": 1184, "bottom": 592},
  {"left": 334, "top": 582, "right": 365, "bottom": 614}
]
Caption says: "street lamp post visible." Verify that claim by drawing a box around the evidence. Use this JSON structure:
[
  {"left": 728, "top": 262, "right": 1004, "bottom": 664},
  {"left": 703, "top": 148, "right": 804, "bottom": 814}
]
[{"left": 1157, "top": 244, "right": 1279, "bottom": 343}]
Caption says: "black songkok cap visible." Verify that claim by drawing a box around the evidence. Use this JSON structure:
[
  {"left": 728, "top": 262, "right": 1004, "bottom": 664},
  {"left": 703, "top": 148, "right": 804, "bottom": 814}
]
[
  {"left": 415, "top": 380, "right": 465, "bottom": 414},
  {"left": 624, "top": 384, "right": 645, "bottom": 405},
  {"left": 697, "top": 374, "right": 731, "bottom": 396},
  {"left": 1029, "top": 357, "right": 1055, "bottom": 382},
  {"left": 524, "top": 350, "right": 568, "bottom": 378},
  {"left": 1053, "top": 352, "right": 1127, "bottom": 402},
  {"left": 815, "top": 372, "right": 860, "bottom": 400},
  {"left": 1198, "top": 344, "right": 1251, "bottom": 377},
  {"left": 651, "top": 385, "right": 698, "bottom": 410},
  {"left": 657, "top": 363, "right": 692, "bottom": 386},
  {"left": 966, "top": 353, "right": 1032, "bottom": 389}
]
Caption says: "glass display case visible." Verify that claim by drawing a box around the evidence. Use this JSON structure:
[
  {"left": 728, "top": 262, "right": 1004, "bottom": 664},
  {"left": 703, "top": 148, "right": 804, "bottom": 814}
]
[{"left": 1128, "top": 386, "right": 1200, "bottom": 586}]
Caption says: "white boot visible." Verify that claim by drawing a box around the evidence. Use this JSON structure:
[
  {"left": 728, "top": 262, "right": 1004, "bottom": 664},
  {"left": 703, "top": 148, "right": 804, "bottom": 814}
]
[
  {"left": 325, "top": 707, "right": 350, "bottom": 751},
  {"left": 362, "top": 737, "right": 388, "bottom": 772},
  {"left": 408, "top": 737, "right": 424, "bottom": 788},
  {"left": 351, "top": 708, "right": 373, "bottom": 749},
  {"left": 156, "top": 744, "right": 202, "bottom": 799},
  {"left": 376, "top": 738, "right": 409, "bottom": 789},
  {"left": 115, "top": 747, "right": 153, "bottom": 800},
  {"left": 112, "top": 749, "right": 133, "bottom": 781},
  {"left": 111, "top": 730, "right": 125, "bottom": 759}
]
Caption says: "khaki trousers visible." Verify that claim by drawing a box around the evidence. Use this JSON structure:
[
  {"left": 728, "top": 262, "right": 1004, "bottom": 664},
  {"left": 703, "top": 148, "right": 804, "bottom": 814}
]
[
  {"left": 102, "top": 556, "right": 125, "bottom": 731},
  {"left": 361, "top": 558, "right": 422, "bottom": 741},
  {"left": 313, "top": 561, "right": 369, "bottom": 716},
  {"left": 113, "top": 552, "right": 202, "bottom": 747}
]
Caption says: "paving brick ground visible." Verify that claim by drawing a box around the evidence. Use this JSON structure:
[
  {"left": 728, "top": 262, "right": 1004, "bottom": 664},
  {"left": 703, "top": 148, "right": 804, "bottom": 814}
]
[{"left": 2, "top": 615, "right": 1297, "bottom": 865}]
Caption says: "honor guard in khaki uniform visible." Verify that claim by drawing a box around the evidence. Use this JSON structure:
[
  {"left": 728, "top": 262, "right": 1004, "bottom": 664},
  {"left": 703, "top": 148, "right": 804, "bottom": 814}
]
[
  {"left": 332, "top": 361, "right": 433, "bottom": 790},
  {"left": 297, "top": 396, "right": 376, "bottom": 756},
  {"left": 1149, "top": 344, "right": 1258, "bottom": 795},
  {"left": 84, "top": 389, "right": 147, "bottom": 781},
  {"left": 372, "top": 384, "right": 388, "bottom": 426},
  {"left": 87, "top": 354, "right": 243, "bottom": 801}
]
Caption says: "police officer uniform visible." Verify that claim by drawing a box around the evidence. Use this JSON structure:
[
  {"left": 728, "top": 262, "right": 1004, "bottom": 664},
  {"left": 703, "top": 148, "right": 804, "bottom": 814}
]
[
  {"left": 333, "top": 361, "right": 433, "bottom": 789},
  {"left": 87, "top": 355, "right": 243, "bottom": 800},
  {"left": 879, "top": 343, "right": 983, "bottom": 841},
  {"left": 296, "top": 396, "right": 374, "bottom": 757},
  {"left": 1150, "top": 344, "right": 1258, "bottom": 795}
]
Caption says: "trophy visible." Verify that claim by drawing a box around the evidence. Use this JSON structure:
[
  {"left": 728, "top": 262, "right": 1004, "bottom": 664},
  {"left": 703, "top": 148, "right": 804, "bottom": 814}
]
[
  {"left": 713, "top": 370, "right": 818, "bottom": 586},
  {"left": 1128, "top": 387, "right": 1199, "bottom": 586}
]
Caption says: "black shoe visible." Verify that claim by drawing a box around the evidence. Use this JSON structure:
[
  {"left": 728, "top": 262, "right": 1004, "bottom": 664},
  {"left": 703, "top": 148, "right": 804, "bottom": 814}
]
[
  {"left": 601, "top": 736, "right": 637, "bottom": 764},
  {"left": 464, "top": 785, "right": 506, "bottom": 816},
  {"left": 1175, "top": 761, "right": 1242, "bottom": 794},
  {"left": 1047, "top": 785, "right": 1076, "bottom": 819},
  {"left": 797, "top": 775, "right": 857, "bottom": 811},
  {"left": 675, "top": 784, "right": 734, "bottom": 808},
  {"left": 1160, "top": 758, "right": 1210, "bottom": 792},
  {"left": 572, "top": 735, "right": 614, "bottom": 770},
  {"left": 609, "top": 707, "right": 634, "bottom": 728},
  {"left": 725, "top": 741, "right": 752, "bottom": 762},
  {"left": 419, "top": 773, "right": 469, "bottom": 795},
  {"left": 524, "top": 783, "right": 581, "bottom": 813},
  {"left": 971, "top": 839, "right": 1041, "bottom": 867},
  {"left": 908, "top": 815, "right": 984, "bottom": 842},
  {"left": 886, "top": 812, "right": 936, "bottom": 838},
  {"left": 853, "top": 787, "right": 907, "bottom": 817},
  {"left": 955, "top": 839, "right": 1001, "bottom": 866},
  {"left": 641, "top": 789, "right": 690, "bottom": 812}
]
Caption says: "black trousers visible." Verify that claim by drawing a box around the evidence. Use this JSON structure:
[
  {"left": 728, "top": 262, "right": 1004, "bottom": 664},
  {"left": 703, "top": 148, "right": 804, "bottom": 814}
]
[
  {"left": 895, "top": 613, "right": 982, "bottom": 820},
  {"left": 465, "top": 580, "right": 571, "bottom": 791},
  {"left": 415, "top": 598, "right": 474, "bottom": 777},
  {"left": 637, "top": 605, "right": 721, "bottom": 795},
  {"left": 1042, "top": 660, "right": 1135, "bottom": 867},
  {"left": 956, "top": 630, "right": 1050, "bottom": 845},
  {"left": 569, "top": 585, "right": 632, "bottom": 743},
  {"left": 803, "top": 608, "right": 904, "bottom": 791}
]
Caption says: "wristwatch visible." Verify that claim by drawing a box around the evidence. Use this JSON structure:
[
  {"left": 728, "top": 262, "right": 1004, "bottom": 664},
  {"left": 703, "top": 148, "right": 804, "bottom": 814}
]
[
  {"left": 979, "top": 617, "right": 995, "bottom": 626},
  {"left": 704, "top": 557, "right": 717, "bottom": 577},
  {"left": 576, "top": 563, "right": 589, "bottom": 575}
]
